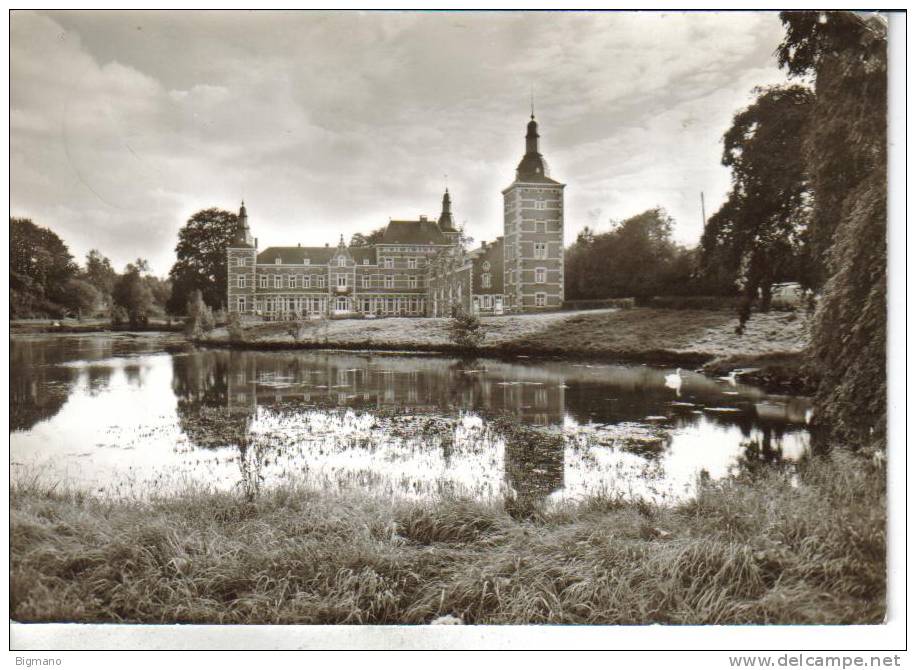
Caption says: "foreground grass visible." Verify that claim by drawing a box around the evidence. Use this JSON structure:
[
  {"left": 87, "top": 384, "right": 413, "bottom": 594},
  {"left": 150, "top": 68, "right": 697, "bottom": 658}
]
[
  {"left": 204, "top": 308, "right": 809, "bottom": 364},
  {"left": 10, "top": 448, "right": 884, "bottom": 625}
]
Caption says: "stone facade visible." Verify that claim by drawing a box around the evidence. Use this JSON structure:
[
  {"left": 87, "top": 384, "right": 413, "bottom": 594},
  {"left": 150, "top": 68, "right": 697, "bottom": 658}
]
[{"left": 227, "top": 114, "right": 563, "bottom": 318}]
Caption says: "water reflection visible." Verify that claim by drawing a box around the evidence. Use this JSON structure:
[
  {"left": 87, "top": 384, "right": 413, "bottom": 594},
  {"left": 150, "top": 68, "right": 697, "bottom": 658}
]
[{"left": 11, "top": 337, "right": 813, "bottom": 506}]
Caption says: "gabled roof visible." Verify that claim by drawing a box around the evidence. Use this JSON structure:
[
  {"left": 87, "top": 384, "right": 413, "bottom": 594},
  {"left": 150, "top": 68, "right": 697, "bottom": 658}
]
[
  {"left": 257, "top": 246, "right": 335, "bottom": 265},
  {"left": 380, "top": 220, "right": 449, "bottom": 245}
]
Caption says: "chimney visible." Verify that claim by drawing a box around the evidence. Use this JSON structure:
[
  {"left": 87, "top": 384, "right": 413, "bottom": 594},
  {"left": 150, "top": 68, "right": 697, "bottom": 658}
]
[
  {"left": 481, "top": 240, "right": 488, "bottom": 250},
  {"left": 325, "top": 243, "right": 329, "bottom": 247},
  {"left": 419, "top": 215, "right": 427, "bottom": 222},
  {"left": 254, "top": 237, "right": 258, "bottom": 248},
  {"left": 297, "top": 242, "right": 301, "bottom": 247}
]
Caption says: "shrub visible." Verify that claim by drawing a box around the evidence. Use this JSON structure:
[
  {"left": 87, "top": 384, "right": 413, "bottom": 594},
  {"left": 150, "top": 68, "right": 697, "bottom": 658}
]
[
  {"left": 447, "top": 304, "right": 485, "bottom": 349},
  {"left": 185, "top": 290, "right": 215, "bottom": 338},
  {"left": 227, "top": 313, "right": 245, "bottom": 343}
]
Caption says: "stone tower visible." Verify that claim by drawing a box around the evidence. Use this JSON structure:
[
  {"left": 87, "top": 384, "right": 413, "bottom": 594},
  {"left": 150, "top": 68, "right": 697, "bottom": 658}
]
[
  {"left": 502, "top": 112, "right": 565, "bottom": 312},
  {"left": 227, "top": 201, "right": 257, "bottom": 315}
]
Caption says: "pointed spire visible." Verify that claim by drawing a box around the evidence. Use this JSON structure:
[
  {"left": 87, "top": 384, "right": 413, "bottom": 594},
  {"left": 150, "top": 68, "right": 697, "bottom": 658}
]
[
  {"left": 438, "top": 185, "right": 456, "bottom": 232},
  {"left": 530, "top": 85, "right": 535, "bottom": 120}
]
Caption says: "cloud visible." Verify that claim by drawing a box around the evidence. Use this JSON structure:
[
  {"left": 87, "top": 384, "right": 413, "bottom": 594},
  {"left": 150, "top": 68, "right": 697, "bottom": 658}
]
[{"left": 11, "top": 10, "right": 791, "bottom": 274}]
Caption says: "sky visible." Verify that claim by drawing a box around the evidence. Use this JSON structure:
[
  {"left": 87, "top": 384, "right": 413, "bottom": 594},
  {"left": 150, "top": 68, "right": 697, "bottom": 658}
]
[{"left": 10, "top": 10, "right": 791, "bottom": 276}]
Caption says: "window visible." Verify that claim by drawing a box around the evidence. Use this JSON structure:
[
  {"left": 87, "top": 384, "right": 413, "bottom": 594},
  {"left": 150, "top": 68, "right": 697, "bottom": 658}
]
[
  {"left": 287, "top": 275, "right": 296, "bottom": 288},
  {"left": 384, "top": 275, "right": 394, "bottom": 289},
  {"left": 362, "top": 275, "right": 370, "bottom": 288},
  {"left": 337, "top": 256, "right": 346, "bottom": 267},
  {"left": 274, "top": 275, "right": 282, "bottom": 288},
  {"left": 237, "top": 257, "right": 246, "bottom": 267},
  {"left": 303, "top": 258, "right": 310, "bottom": 265},
  {"left": 535, "top": 200, "right": 546, "bottom": 210},
  {"left": 275, "top": 258, "right": 282, "bottom": 265},
  {"left": 237, "top": 296, "right": 246, "bottom": 311},
  {"left": 383, "top": 257, "right": 394, "bottom": 269},
  {"left": 407, "top": 258, "right": 417, "bottom": 269},
  {"left": 303, "top": 275, "right": 311, "bottom": 288},
  {"left": 535, "top": 293, "right": 546, "bottom": 307},
  {"left": 536, "top": 221, "right": 546, "bottom": 234},
  {"left": 534, "top": 242, "right": 547, "bottom": 259},
  {"left": 259, "top": 275, "right": 267, "bottom": 288},
  {"left": 363, "top": 258, "right": 370, "bottom": 265},
  {"left": 482, "top": 261, "right": 490, "bottom": 272},
  {"left": 535, "top": 268, "right": 546, "bottom": 283},
  {"left": 317, "top": 275, "right": 326, "bottom": 288},
  {"left": 408, "top": 276, "right": 418, "bottom": 289},
  {"left": 238, "top": 275, "right": 247, "bottom": 289},
  {"left": 337, "top": 274, "right": 347, "bottom": 288},
  {"left": 481, "top": 273, "right": 491, "bottom": 288}
]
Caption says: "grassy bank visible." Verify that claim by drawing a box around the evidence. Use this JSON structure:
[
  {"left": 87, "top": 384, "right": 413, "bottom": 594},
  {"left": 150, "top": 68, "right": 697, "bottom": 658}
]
[
  {"left": 11, "top": 450, "right": 884, "bottom": 625},
  {"left": 11, "top": 317, "right": 184, "bottom": 334},
  {"left": 201, "top": 308, "right": 809, "bottom": 366}
]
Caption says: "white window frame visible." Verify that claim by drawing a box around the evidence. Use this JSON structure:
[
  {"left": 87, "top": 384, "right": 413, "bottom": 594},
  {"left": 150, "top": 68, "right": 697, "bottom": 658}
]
[
  {"left": 384, "top": 275, "right": 394, "bottom": 289},
  {"left": 259, "top": 275, "right": 267, "bottom": 288},
  {"left": 303, "top": 275, "right": 311, "bottom": 289},
  {"left": 274, "top": 275, "right": 282, "bottom": 288},
  {"left": 317, "top": 275, "right": 326, "bottom": 288},
  {"left": 481, "top": 273, "right": 491, "bottom": 288},
  {"left": 408, "top": 276, "right": 418, "bottom": 289},
  {"left": 361, "top": 275, "right": 370, "bottom": 288},
  {"left": 337, "top": 257, "right": 346, "bottom": 267},
  {"left": 534, "top": 242, "right": 547, "bottom": 260},
  {"left": 407, "top": 258, "right": 417, "bottom": 269},
  {"left": 237, "top": 257, "right": 246, "bottom": 267},
  {"left": 363, "top": 258, "right": 370, "bottom": 265},
  {"left": 287, "top": 275, "right": 296, "bottom": 288},
  {"left": 237, "top": 275, "right": 246, "bottom": 289},
  {"left": 237, "top": 296, "right": 246, "bottom": 311},
  {"left": 337, "top": 274, "right": 348, "bottom": 288},
  {"left": 535, "top": 267, "right": 547, "bottom": 284},
  {"left": 275, "top": 258, "right": 282, "bottom": 265},
  {"left": 383, "top": 257, "right": 394, "bottom": 269},
  {"left": 303, "top": 258, "right": 310, "bottom": 266},
  {"left": 535, "top": 293, "right": 546, "bottom": 307}
]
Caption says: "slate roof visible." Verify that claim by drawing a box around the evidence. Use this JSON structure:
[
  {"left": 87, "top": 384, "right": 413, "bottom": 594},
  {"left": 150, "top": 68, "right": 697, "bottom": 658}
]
[
  {"left": 257, "top": 246, "right": 335, "bottom": 265},
  {"left": 380, "top": 220, "right": 449, "bottom": 245},
  {"left": 350, "top": 247, "right": 377, "bottom": 265}
]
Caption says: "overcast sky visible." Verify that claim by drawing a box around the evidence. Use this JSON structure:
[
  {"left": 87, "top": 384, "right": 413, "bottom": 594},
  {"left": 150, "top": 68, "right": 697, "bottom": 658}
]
[{"left": 11, "top": 10, "right": 791, "bottom": 275}]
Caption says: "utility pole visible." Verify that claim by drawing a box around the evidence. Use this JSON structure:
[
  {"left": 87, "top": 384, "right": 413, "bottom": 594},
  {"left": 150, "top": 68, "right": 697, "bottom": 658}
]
[{"left": 700, "top": 191, "right": 707, "bottom": 228}]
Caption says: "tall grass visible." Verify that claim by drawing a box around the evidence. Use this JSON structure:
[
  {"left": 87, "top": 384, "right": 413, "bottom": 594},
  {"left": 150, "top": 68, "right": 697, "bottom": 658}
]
[{"left": 10, "top": 450, "right": 884, "bottom": 625}]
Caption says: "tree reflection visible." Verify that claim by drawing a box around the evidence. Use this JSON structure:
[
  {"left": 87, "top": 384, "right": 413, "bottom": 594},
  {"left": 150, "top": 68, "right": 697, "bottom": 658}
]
[{"left": 10, "top": 340, "right": 78, "bottom": 432}]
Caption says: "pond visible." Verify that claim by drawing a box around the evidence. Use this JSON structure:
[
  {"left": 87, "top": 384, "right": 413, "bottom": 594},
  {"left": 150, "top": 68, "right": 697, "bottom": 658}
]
[{"left": 10, "top": 334, "right": 812, "bottom": 509}]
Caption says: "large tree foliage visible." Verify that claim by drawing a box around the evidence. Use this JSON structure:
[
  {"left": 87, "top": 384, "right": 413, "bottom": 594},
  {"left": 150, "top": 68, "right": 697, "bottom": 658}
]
[
  {"left": 83, "top": 250, "right": 118, "bottom": 305},
  {"left": 10, "top": 218, "right": 79, "bottom": 317},
  {"left": 565, "top": 208, "right": 698, "bottom": 301},
  {"left": 112, "top": 264, "right": 155, "bottom": 328},
  {"left": 777, "top": 11, "right": 887, "bottom": 446},
  {"left": 167, "top": 208, "right": 238, "bottom": 314},
  {"left": 700, "top": 85, "right": 814, "bottom": 332}
]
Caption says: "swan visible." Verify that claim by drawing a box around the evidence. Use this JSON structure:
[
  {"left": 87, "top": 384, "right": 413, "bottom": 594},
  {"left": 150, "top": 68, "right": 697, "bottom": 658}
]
[{"left": 664, "top": 368, "right": 683, "bottom": 396}]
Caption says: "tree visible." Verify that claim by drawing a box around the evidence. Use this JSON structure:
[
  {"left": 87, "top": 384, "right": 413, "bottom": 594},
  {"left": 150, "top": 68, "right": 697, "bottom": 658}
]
[
  {"left": 777, "top": 11, "right": 887, "bottom": 446},
  {"left": 112, "top": 265, "right": 154, "bottom": 328},
  {"left": 63, "top": 278, "right": 101, "bottom": 319},
  {"left": 10, "top": 217, "right": 78, "bottom": 316},
  {"left": 350, "top": 227, "right": 385, "bottom": 247},
  {"left": 700, "top": 85, "right": 815, "bottom": 331},
  {"left": 564, "top": 209, "right": 691, "bottom": 301},
  {"left": 167, "top": 208, "right": 239, "bottom": 314},
  {"left": 83, "top": 250, "right": 117, "bottom": 301}
]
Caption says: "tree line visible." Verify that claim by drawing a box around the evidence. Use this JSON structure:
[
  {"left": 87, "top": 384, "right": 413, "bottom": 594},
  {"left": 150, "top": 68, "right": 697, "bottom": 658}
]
[{"left": 10, "top": 217, "right": 170, "bottom": 326}]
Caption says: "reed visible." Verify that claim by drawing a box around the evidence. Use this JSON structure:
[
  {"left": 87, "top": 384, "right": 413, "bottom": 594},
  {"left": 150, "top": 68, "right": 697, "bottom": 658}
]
[{"left": 10, "top": 449, "right": 884, "bottom": 625}]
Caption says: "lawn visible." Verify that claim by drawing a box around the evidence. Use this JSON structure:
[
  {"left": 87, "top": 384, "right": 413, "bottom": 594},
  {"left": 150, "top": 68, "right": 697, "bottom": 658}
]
[{"left": 204, "top": 308, "right": 810, "bottom": 364}]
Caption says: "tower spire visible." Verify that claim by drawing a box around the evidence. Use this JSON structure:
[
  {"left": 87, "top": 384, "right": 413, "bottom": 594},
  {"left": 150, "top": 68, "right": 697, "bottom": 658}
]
[
  {"left": 530, "top": 85, "right": 535, "bottom": 119},
  {"left": 438, "top": 184, "right": 456, "bottom": 232}
]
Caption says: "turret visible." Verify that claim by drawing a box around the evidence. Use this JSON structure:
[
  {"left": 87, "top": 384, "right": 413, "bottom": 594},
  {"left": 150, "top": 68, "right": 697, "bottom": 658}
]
[
  {"left": 438, "top": 188, "right": 456, "bottom": 232},
  {"left": 232, "top": 200, "right": 254, "bottom": 247}
]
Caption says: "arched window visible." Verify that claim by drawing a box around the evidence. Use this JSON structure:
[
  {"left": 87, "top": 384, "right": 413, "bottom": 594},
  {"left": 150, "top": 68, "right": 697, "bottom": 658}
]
[{"left": 482, "top": 261, "right": 490, "bottom": 272}]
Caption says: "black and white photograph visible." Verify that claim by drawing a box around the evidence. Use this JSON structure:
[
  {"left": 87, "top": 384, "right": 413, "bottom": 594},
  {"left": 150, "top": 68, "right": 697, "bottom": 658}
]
[{"left": 7, "top": 6, "right": 905, "bottom": 656}]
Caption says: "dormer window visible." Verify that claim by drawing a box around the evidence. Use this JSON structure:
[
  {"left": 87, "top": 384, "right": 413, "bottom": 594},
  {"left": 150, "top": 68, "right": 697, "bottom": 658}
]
[
  {"left": 303, "top": 258, "right": 310, "bottom": 265},
  {"left": 275, "top": 258, "right": 282, "bottom": 265},
  {"left": 363, "top": 258, "right": 369, "bottom": 265},
  {"left": 482, "top": 261, "right": 490, "bottom": 272},
  {"left": 337, "top": 257, "right": 346, "bottom": 267}
]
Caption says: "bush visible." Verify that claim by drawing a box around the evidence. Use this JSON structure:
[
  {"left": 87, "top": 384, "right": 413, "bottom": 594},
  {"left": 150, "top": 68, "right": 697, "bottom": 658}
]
[
  {"left": 447, "top": 304, "right": 485, "bottom": 349},
  {"left": 185, "top": 290, "right": 215, "bottom": 338},
  {"left": 638, "top": 295, "right": 744, "bottom": 311},
  {"left": 563, "top": 298, "right": 635, "bottom": 311},
  {"left": 227, "top": 313, "right": 245, "bottom": 343}
]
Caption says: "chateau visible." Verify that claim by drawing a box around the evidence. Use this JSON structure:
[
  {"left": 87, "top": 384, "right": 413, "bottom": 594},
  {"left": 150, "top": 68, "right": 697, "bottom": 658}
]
[{"left": 227, "top": 113, "right": 564, "bottom": 318}]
